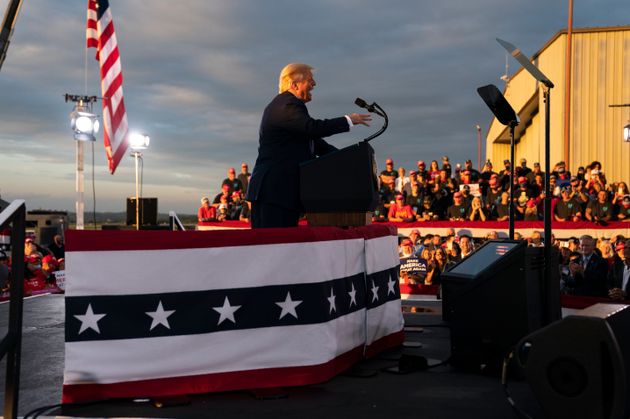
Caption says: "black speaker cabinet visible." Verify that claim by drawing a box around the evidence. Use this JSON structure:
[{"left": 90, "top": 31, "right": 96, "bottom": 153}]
[
  {"left": 126, "top": 197, "right": 158, "bottom": 226},
  {"left": 442, "top": 240, "right": 560, "bottom": 371},
  {"left": 517, "top": 303, "right": 630, "bottom": 419}
]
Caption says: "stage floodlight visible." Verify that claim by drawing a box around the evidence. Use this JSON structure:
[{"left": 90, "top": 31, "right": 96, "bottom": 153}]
[
  {"left": 129, "top": 132, "right": 150, "bottom": 151},
  {"left": 70, "top": 108, "right": 99, "bottom": 142},
  {"left": 624, "top": 121, "right": 630, "bottom": 142}
]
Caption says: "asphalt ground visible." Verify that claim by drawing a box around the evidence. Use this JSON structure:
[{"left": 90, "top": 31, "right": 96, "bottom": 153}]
[{"left": 0, "top": 294, "right": 542, "bottom": 418}]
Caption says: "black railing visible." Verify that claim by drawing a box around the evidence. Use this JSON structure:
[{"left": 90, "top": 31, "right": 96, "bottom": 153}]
[{"left": 0, "top": 200, "right": 26, "bottom": 419}]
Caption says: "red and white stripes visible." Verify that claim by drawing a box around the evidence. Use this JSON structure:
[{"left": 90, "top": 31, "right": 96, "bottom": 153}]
[{"left": 86, "top": 0, "right": 129, "bottom": 174}]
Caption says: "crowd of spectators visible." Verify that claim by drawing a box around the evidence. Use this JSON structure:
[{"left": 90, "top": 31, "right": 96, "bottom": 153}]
[
  {"left": 202, "top": 156, "right": 629, "bottom": 225},
  {"left": 0, "top": 234, "right": 65, "bottom": 298},
  {"left": 398, "top": 227, "right": 630, "bottom": 301},
  {"left": 198, "top": 163, "right": 252, "bottom": 223},
  {"left": 200, "top": 157, "right": 629, "bottom": 301},
  {"left": 377, "top": 156, "right": 630, "bottom": 223}
]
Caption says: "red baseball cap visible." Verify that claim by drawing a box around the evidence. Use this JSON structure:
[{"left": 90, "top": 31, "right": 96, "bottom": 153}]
[
  {"left": 417, "top": 160, "right": 425, "bottom": 166},
  {"left": 518, "top": 176, "right": 527, "bottom": 184},
  {"left": 401, "top": 239, "right": 413, "bottom": 247},
  {"left": 386, "top": 158, "right": 393, "bottom": 165},
  {"left": 42, "top": 255, "right": 57, "bottom": 265},
  {"left": 228, "top": 167, "right": 236, "bottom": 173}
]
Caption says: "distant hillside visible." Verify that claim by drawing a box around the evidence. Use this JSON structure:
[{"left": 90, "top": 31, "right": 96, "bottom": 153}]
[{"left": 64, "top": 212, "right": 198, "bottom": 225}]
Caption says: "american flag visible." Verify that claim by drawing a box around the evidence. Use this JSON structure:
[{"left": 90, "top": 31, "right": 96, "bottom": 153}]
[
  {"left": 62, "top": 226, "right": 403, "bottom": 403},
  {"left": 86, "top": 0, "right": 129, "bottom": 175}
]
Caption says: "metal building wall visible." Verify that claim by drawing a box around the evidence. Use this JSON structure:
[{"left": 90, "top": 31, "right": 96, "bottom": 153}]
[
  {"left": 571, "top": 29, "right": 630, "bottom": 184},
  {"left": 486, "top": 27, "right": 630, "bottom": 186}
]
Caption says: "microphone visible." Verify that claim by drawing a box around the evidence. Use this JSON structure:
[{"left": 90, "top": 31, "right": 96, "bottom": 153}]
[
  {"left": 354, "top": 98, "right": 389, "bottom": 143},
  {"left": 355, "top": 97, "right": 376, "bottom": 113}
]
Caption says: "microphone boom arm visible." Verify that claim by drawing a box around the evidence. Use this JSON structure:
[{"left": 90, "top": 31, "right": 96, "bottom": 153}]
[{"left": 361, "top": 102, "right": 388, "bottom": 143}]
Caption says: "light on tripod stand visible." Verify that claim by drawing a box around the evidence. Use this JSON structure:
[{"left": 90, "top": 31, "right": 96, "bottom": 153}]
[
  {"left": 129, "top": 132, "right": 150, "bottom": 150},
  {"left": 66, "top": 94, "right": 99, "bottom": 230},
  {"left": 129, "top": 133, "right": 150, "bottom": 230}
]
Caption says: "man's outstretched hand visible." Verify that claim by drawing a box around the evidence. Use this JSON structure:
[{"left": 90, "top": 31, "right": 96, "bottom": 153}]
[{"left": 349, "top": 113, "right": 372, "bottom": 126}]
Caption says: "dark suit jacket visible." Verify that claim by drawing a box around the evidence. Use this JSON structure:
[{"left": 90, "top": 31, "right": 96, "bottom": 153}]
[
  {"left": 573, "top": 253, "right": 609, "bottom": 297},
  {"left": 608, "top": 258, "right": 630, "bottom": 294},
  {"left": 246, "top": 92, "right": 349, "bottom": 211}
]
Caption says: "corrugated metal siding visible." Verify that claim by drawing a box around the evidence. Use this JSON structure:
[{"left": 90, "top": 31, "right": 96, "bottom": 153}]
[
  {"left": 572, "top": 30, "right": 629, "bottom": 184},
  {"left": 487, "top": 28, "right": 629, "bottom": 186}
]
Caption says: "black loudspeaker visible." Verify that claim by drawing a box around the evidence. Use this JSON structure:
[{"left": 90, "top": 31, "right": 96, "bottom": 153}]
[
  {"left": 126, "top": 197, "right": 158, "bottom": 226},
  {"left": 299, "top": 141, "right": 379, "bottom": 212},
  {"left": 517, "top": 303, "right": 630, "bottom": 419},
  {"left": 442, "top": 240, "right": 560, "bottom": 371}
]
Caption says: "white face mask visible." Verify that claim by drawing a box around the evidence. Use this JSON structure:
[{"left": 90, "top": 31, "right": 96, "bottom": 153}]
[{"left": 401, "top": 249, "right": 414, "bottom": 257}]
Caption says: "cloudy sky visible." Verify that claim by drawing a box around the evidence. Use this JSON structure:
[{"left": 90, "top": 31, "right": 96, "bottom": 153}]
[{"left": 0, "top": 0, "right": 627, "bottom": 213}]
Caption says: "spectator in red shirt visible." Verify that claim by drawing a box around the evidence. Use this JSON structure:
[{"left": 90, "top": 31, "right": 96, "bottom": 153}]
[
  {"left": 198, "top": 197, "right": 217, "bottom": 222},
  {"left": 388, "top": 194, "right": 415, "bottom": 222},
  {"left": 586, "top": 169, "right": 606, "bottom": 196},
  {"left": 427, "top": 160, "right": 440, "bottom": 184},
  {"left": 41, "top": 254, "right": 58, "bottom": 287}
]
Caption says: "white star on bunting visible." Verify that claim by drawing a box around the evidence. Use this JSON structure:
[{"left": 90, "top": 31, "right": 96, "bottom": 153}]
[
  {"left": 387, "top": 276, "right": 397, "bottom": 295},
  {"left": 348, "top": 283, "right": 357, "bottom": 307},
  {"left": 145, "top": 301, "right": 175, "bottom": 331},
  {"left": 74, "top": 304, "right": 106, "bottom": 334},
  {"left": 276, "top": 291, "right": 303, "bottom": 319},
  {"left": 212, "top": 296, "right": 241, "bottom": 325},
  {"left": 371, "top": 280, "right": 380, "bottom": 302},
  {"left": 327, "top": 288, "right": 337, "bottom": 314}
]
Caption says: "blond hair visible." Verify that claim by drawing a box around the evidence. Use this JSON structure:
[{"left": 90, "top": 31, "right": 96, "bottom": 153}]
[{"left": 278, "top": 63, "right": 313, "bottom": 93}]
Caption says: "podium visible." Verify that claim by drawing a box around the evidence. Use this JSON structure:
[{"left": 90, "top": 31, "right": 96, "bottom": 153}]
[{"left": 300, "top": 141, "right": 379, "bottom": 227}]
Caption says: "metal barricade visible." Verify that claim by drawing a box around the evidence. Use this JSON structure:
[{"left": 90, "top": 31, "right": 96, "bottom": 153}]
[{"left": 0, "top": 200, "right": 26, "bottom": 419}]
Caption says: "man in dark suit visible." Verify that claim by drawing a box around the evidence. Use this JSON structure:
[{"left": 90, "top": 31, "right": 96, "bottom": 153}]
[
  {"left": 608, "top": 240, "right": 630, "bottom": 301},
  {"left": 246, "top": 63, "right": 371, "bottom": 228},
  {"left": 569, "top": 234, "right": 609, "bottom": 297}
]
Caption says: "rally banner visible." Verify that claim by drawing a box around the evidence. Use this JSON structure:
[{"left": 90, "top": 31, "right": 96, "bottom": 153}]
[
  {"left": 197, "top": 220, "right": 630, "bottom": 240},
  {"left": 359, "top": 225, "right": 405, "bottom": 357},
  {"left": 62, "top": 226, "right": 402, "bottom": 403}
]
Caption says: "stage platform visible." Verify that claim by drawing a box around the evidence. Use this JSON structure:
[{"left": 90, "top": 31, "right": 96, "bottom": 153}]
[{"left": 0, "top": 293, "right": 543, "bottom": 418}]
